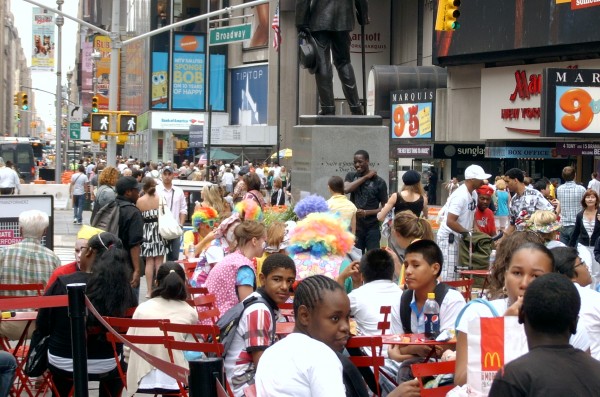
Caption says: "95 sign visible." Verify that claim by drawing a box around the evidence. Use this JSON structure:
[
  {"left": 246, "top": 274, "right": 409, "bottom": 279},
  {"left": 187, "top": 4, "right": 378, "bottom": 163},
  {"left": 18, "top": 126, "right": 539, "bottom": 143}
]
[{"left": 557, "top": 87, "right": 600, "bottom": 132}]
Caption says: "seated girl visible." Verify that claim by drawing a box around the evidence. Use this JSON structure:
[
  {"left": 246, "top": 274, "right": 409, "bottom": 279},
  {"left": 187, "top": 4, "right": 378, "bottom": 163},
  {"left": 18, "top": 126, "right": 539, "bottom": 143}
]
[{"left": 126, "top": 262, "right": 198, "bottom": 394}]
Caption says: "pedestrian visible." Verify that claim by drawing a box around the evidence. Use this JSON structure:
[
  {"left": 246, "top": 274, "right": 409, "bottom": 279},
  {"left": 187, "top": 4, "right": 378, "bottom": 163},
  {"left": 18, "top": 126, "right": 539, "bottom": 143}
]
[
  {"left": 557, "top": 166, "right": 587, "bottom": 245},
  {"left": 344, "top": 150, "right": 388, "bottom": 252},
  {"left": 0, "top": 157, "right": 20, "bottom": 195},
  {"left": 494, "top": 178, "right": 510, "bottom": 231},
  {"left": 158, "top": 166, "right": 187, "bottom": 261},
  {"left": 436, "top": 164, "right": 490, "bottom": 279}
]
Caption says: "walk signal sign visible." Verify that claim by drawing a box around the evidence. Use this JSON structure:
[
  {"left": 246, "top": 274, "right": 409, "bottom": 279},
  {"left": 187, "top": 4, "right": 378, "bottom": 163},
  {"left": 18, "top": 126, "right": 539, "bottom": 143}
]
[
  {"left": 91, "top": 113, "right": 110, "bottom": 133},
  {"left": 118, "top": 115, "right": 137, "bottom": 133}
]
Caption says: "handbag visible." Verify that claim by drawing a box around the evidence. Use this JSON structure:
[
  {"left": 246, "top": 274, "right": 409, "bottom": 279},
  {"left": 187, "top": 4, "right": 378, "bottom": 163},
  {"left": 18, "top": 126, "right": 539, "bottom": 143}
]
[
  {"left": 158, "top": 192, "right": 183, "bottom": 240},
  {"left": 24, "top": 329, "right": 50, "bottom": 377},
  {"left": 459, "top": 231, "right": 492, "bottom": 270}
]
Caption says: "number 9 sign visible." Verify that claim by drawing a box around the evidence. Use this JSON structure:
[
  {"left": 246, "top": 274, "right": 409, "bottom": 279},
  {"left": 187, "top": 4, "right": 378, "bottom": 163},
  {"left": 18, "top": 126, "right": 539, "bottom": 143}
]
[{"left": 559, "top": 88, "right": 594, "bottom": 132}]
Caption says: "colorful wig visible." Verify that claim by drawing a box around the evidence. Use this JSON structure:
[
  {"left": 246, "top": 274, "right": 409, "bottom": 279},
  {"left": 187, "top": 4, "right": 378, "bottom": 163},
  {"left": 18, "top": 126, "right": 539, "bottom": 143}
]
[
  {"left": 288, "top": 212, "right": 355, "bottom": 257},
  {"left": 191, "top": 207, "right": 219, "bottom": 231},
  {"left": 293, "top": 194, "right": 329, "bottom": 219},
  {"left": 234, "top": 199, "right": 263, "bottom": 221}
]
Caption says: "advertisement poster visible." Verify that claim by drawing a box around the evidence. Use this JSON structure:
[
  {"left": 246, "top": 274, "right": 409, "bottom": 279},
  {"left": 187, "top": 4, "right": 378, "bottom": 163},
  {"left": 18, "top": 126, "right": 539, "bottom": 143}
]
[
  {"left": 230, "top": 64, "right": 268, "bottom": 125},
  {"left": 123, "top": 40, "right": 146, "bottom": 115},
  {"left": 390, "top": 89, "right": 435, "bottom": 139},
  {"left": 31, "top": 8, "right": 55, "bottom": 71},
  {"left": 94, "top": 35, "right": 113, "bottom": 110},
  {"left": 542, "top": 68, "right": 600, "bottom": 137},
  {"left": 242, "top": 3, "right": 270, "bottom": 49},
  {"left": 172, "top": 52, "right": 206, "bottom": 110},
  {"left": 210, "top": 54, "right": 226, "bottom": 112},
  {"left": 151, "top": 52, "right": 169, "bottom": 109}
]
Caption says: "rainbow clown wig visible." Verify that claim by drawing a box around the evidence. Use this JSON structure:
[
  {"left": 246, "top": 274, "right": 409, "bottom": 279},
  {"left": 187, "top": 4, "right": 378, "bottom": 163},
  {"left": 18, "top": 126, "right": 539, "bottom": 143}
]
[
  {"left": 293, "top": 194, "right": 329, "bottom": 220},
  {"left": 288, "top": 212, "right": 355, "bottom": 258},
  {"left": 233, "top": 199, "right": 263, "bottom": 221},
  {"left": 191, "top": 207, "right": 219, "bottom": 232}
]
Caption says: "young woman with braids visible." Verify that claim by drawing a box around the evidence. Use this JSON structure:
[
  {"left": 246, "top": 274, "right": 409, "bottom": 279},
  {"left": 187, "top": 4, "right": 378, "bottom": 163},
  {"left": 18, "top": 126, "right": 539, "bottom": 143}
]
[
  {"left": 126, "top": 262, "right": 197, "bottom": 394},
  {"left": 256, "top": 275, "right": 420, "bottom": 397},
  {"left": 37, "top": 232, "right": 138, "bottom": 397}
]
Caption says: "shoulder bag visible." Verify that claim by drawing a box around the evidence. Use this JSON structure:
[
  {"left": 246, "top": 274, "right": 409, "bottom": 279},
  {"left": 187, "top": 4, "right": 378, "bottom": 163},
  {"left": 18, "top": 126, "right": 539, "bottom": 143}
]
[{"left": 158, "top": 190, "right": 183, "bottom": 240}]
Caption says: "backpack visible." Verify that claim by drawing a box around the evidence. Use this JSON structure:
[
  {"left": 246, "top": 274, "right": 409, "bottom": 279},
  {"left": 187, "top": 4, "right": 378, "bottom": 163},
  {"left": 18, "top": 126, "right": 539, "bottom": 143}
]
[
  {"left": 400, "top": 283, "right": 451, "bottom": 333},
  {"left": 215, "top": 295, "right": 275, "bottom": 358},
  {"left": 90, "top": 199, "right": 134, "bottom": 236}
]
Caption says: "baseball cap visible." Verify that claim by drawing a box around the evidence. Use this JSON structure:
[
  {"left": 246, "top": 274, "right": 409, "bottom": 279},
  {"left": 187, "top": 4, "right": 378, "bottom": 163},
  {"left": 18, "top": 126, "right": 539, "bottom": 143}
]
[
  {"left": 77, "top": 225, "right": 104, "bottom": 240},
  {"left": 116, "top": 176, "right": 139, "bottom": 195},
  {"left": 464, "top": 165, "right": 491, "bottom": 180},
  {"left": 162, "top": 166, "right": 174, "bottom": 174}
]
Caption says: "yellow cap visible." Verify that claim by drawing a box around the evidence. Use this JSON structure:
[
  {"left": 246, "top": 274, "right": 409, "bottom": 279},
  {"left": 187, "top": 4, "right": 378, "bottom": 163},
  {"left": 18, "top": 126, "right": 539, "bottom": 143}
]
[
  {"left": 427, "top": 292, "right": 435, "bottom": 300},
  {"left": 77, "top": 225, "right": 104, "bottom": 240}
]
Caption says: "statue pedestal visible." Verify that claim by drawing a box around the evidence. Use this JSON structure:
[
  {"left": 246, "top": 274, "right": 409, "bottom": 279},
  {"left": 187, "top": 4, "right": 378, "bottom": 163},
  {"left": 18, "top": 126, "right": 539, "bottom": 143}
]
[{"left": 291, "top": 115, "right": 389, "bottom": 200}]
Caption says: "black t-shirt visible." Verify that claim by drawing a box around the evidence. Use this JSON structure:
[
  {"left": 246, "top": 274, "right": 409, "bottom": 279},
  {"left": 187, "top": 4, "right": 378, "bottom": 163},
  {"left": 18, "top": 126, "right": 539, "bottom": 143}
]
[
  {"left": 344, "top": 171, "right": 387, "bottom": 226},
  {"left": 489, "top": 345, "right": 600, "bottom": 397},
  {"left": 116, "top": 196, "right": 144, "bottom": 267}
]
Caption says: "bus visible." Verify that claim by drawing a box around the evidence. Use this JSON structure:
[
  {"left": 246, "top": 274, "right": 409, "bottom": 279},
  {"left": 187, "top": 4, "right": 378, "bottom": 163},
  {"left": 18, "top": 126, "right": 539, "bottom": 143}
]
[{"left": 0, "top": 138, "right": 37, "bottom": 182}]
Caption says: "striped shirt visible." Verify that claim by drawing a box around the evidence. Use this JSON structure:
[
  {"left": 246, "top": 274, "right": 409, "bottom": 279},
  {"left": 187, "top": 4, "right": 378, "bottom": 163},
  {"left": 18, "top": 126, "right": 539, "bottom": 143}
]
[{"left": 0, "top": 238, "right": 60, "bottom": 293}]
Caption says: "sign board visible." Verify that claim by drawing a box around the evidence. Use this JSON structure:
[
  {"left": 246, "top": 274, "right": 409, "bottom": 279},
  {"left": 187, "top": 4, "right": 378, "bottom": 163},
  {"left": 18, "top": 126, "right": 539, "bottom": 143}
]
[
  {"left": 69, "top": 122, "right": 81, "bottom": 139},
  {"left": 91, "top": 113, "right": 110, "bottom": 133},
  {"left": 390, "top": 89, "right": 435, "bottom": 140},
  {"left": 151, "top": 111, "right": 204, "bottom": 130},
  {"left": 209, "top": 24, "right": 252, "bottom": 45},
  {"left": 90, "top": 142, "right": 100, "bottom": 152},
  {"left": 189, "top": 125, "right": 204, "bottom": 148},
  {"left": 68, "top": 105, "right": 83, "bottom": 122},
  {"left": 541, "top": 68, "right": 600, "bottom": 137},
  {"left": 118, "top": 115, "right": 137, "bottom": 133},
  {"left": 0, "top": 195, "right": 54, "bottom": 250}
]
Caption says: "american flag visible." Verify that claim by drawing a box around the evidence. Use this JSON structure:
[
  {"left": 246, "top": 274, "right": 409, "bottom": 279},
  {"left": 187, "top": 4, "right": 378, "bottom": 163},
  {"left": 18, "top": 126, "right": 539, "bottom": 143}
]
[{"left": 271, "top": 3, "right": 281, "bottom": 51}]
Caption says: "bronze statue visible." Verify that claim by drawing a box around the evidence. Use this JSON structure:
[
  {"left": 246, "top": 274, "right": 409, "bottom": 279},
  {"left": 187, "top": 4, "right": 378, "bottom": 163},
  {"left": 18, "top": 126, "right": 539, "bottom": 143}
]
[{"left": 296, "top": 0, "right": 369, "bottom": 116}]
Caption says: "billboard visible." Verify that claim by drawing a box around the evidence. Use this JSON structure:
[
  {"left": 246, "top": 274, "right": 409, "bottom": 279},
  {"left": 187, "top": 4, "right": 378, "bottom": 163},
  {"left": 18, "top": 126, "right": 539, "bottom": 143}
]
[
  {"left": 230, "top": 64, "right": 269, "bottom": 125},
  {"left": 94, "top": 35, "right": 114, "bottom": 111},
  {"left": 433, "top": 0, "right": 600, "bottom": 65},
  {"left": 31, "top": 8, "right": 55, "bottom": 71},
  {"left": 172, "top": 34, "right": 205, "bottom": 111},
  {"left": 390, "top": 89, "right": 435, "bottom": 140},
  {"left": 151, "top": 52, "right": 169, "bottom": 109},
  {"left": 541, "top": 68, "right": 600, "bottom": 137}
]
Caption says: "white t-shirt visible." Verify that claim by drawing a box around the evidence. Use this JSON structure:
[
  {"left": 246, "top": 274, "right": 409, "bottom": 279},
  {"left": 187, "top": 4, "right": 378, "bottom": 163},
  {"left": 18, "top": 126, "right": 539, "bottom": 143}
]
[
  {"left": 455, "top": 298, "right": 590, "bottom": 351},
  {"left": 406, "top": 288, "right": 466, "bottom": 333},
  {"left": 348, "top": 280, "right": 402, "bottom": 337},
  {"left": 222, "top": 172, "right": 235, "bottom": 186},
  {"left": 255, "top": 333, "right": 345, "bottom": 397},
  {"left": 70, "top": 172, "right": 89, "bottom": 195},
  {"left": 437, "top": 184, "right": 476, "bottom": 239},
  {"left": 575, "top": 283, "right": 600, "bottom": 360}
]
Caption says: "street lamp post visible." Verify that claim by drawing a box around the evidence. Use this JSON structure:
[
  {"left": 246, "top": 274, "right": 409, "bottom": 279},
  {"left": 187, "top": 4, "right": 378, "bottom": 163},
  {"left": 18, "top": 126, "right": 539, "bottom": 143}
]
[
  {"left": 91, "top": 50, "right": 101, "bottom": 163},
  {"left": 54, "top": 0, "right": 64, "bottom": 183},
  {"left": 66, "top": 69, "right": 73, "bottom": 170}
]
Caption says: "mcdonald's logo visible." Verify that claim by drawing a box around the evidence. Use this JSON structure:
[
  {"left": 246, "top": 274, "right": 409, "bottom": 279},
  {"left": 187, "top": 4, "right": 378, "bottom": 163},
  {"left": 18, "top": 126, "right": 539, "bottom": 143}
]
[{"left": 483, "top": 352, "right": 501, "bottom": 369}]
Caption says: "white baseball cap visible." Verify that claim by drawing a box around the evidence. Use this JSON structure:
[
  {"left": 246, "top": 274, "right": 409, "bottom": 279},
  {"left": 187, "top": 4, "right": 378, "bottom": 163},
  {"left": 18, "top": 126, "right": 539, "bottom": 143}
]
[{"left": 464, "top": 165, "right": 491, "bottom": 180}]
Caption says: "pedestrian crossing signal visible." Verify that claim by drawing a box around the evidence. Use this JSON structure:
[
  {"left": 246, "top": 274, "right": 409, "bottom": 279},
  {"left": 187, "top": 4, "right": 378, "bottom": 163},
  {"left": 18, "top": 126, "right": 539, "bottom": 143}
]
[
  {"left": 91, "top": 113, "right": 110, "bottom": 133},
  {"left": 92, "top": 96, "right": 99, "bottom": 113},
  {"left": 118, "top": 115, "right": 137, "bottom": 133},
  {"left": 21, "top": 93, "right": 28, "bottom": 110}
]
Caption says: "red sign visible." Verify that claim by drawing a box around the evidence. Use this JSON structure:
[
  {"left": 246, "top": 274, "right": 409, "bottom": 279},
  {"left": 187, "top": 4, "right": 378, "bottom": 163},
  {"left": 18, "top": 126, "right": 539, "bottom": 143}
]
[
  {"left": 0, "top": 230, "right": 22, "bottom": 246},
  {"left": 571, "top": 0, "right": 600, "bottom": 10}
]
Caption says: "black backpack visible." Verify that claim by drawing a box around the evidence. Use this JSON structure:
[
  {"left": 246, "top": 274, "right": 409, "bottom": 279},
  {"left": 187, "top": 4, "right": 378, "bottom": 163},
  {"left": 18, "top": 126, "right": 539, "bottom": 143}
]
[
  {"left": 90, "top": 199, "right": 134, "bottom": 236},
  {"left": 215, "top": 295, "right": 275, "bottom": 358},
  {"left": 399, "top": 283, "right": 451, "bottom": 334}
]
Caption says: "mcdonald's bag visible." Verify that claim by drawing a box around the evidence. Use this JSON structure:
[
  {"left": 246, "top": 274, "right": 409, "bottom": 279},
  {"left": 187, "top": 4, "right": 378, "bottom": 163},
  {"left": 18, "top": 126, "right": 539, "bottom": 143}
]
[{"left": 466, "top": 316, "right": 528, "bottom": 396}]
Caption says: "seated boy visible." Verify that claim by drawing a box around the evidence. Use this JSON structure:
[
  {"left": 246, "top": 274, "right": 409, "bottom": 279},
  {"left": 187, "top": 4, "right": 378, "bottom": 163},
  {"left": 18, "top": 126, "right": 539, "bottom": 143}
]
[
  {"left": 389, "top": 240, "right": 465, "bottom": 366},
  {"left": 223, "top": 253, "right": 296, "bottom": 397},
  {"left": 489, "top": 273, "right": 600, "bottom": 396}
]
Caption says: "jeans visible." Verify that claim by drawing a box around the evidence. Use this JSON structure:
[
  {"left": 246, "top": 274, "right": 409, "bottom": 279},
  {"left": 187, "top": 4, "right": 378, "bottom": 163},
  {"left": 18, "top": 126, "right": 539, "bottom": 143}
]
[
  {"left": 0, "top": 352, "right": 16, "bottom": 397},
  {"left": 72, "top": 194, "right": 85, "bottom": 223},
  {"left": 355, "top": 222, "right": 381, "bottom": 253},
  {"left": 560, "top": 225, "right": 575, "bottom": 245},
  {"left": 166, "top": 237, "right": 182, "bottom": 261}
]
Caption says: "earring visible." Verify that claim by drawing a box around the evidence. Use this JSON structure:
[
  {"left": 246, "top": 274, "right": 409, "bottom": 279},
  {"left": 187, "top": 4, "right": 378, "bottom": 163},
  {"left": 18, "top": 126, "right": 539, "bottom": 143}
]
[{"left": 502, "top": 285, "right": 507, "bottom": 295}]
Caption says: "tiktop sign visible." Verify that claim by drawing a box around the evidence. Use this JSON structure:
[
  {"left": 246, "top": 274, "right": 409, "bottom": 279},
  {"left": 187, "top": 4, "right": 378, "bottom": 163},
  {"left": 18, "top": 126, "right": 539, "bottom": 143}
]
[{"left": 541, "top": 68, "right": 600, "bottom": 137}]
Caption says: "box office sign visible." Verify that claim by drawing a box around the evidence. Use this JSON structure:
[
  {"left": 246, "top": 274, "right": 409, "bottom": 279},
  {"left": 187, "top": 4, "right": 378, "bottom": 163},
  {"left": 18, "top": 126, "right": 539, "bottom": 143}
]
[
  {"left": 390, "top": 89, "right": 435, "bottom": 140},
  {"left": 541, "top": 68, "right": 600, "bottom": 137}
]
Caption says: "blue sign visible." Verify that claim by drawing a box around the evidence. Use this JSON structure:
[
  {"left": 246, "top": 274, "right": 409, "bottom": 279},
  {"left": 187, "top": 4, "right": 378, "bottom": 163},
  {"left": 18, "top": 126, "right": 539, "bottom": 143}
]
[
  {"left": 209, "top": 54, "right": 226, "bottom": 112},
  {"left": 230, "top": 64, "right": 268, "bottom": 125},
  {"left": 151, "top": 52, "right": 168, "bottom": 109},
  {"left": 172, "top": 52, "right": 206, "bottom": 110}
]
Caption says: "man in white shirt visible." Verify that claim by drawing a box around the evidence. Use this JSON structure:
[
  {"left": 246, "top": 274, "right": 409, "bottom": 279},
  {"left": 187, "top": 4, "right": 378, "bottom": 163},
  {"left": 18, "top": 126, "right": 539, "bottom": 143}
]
[
  {"left": 588, "top": 172, "right": 600, "bottom": 196},
  {"left": 436, "top": 164, "right": 490, "bottom": 279},
  {"left": 159, "top": 166, "right": 188, "bottom": 261},
  {"left": 0, "top": 157, "right": 21, "bottom": 195}
]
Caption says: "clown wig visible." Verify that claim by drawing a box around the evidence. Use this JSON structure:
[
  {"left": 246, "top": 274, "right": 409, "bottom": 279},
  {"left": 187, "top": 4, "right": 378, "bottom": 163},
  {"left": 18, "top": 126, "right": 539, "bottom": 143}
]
[
  {"left": 288, "top": 212, "right": 355, "bottom": 257},
  {"left": 191, "top": 207, "right": 219, "bottom": 231},
  {"left": 233, "top": 198, "right": 263, "bottom": 221},
  {"left": 293, "top": 194, "right": 329, "bottom": 219}
]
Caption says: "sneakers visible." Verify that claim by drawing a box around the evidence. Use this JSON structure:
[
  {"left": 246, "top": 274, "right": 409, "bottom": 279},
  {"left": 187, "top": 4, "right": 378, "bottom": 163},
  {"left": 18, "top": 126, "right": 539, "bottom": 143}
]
[
  {"left": 73, "top": 219, "right": 77, "bottom": 224},
  {"left": 76, "top": 222, "right": 82, "bottom": 225}
]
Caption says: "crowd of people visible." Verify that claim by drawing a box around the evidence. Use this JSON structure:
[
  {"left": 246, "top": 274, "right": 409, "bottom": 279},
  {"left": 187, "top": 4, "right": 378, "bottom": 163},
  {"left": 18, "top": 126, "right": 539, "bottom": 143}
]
[{"left": 2, "top": 150, "right": 600, "bottom": 397}]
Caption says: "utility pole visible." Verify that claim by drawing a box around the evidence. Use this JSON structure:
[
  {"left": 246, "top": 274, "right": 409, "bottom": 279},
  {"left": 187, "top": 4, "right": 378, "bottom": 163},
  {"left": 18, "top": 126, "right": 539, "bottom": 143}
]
[
  {"left": 106, "top": 0, "right": 120, "bottom": 167},
  {"left": 55, "top": 0, "right": 64, "bottom": 182}
]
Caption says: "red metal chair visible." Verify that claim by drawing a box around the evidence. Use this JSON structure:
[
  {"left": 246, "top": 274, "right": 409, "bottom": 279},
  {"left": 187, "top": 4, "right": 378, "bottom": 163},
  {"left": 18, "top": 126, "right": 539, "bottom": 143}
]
[
  {"left": 442, "top": 278, "right": 474, "bottom": 301},
  {"left": 411, "top": 360, "right": 455, "bottom": 397},
  {"left": 278, "top": 302, "right": 294, "bottom": 322},
  {"left": 346, "top": 336, "right": 386, "bottom": 397}
]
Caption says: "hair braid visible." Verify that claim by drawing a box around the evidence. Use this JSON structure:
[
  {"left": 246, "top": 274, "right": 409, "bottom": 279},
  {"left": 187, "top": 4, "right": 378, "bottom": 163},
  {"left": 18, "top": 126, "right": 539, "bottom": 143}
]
[{"left": 293, "top": 275, "right": 343, "bottom": 315}]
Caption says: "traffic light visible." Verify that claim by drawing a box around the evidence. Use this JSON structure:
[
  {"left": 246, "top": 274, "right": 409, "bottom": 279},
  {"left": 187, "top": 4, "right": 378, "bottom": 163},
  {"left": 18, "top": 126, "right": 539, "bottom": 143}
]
[
  {"left": 14, "top": 93, "right": 19, "bottom": 106},
  {"left": 91, "top": 131, "right": 101, "bottom": 143},
  {"left": 21, "top": 93, "right": 28, "bottom": 110},
  {"left": 91, "top": 113, "right": 110, "bottom": 133},
  {"left": 118, "top": 115, "right": 137, "bottom": 134},
  {"left": 92, "top": 96, "right": 99, "bottom": 113},
  {"left": 117, "top": 133, "right": 129, "bottom": 145},
  {"left": 16, "top": 113, "right": 21, "bottom": 121},
  {"left": 435, "top": 0, "right": 461, "bottom": 31}
]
